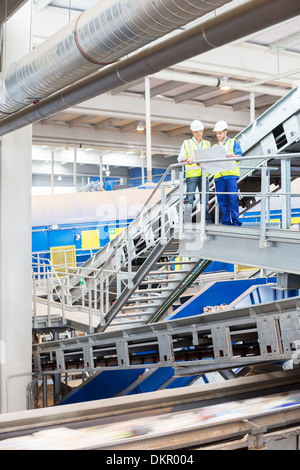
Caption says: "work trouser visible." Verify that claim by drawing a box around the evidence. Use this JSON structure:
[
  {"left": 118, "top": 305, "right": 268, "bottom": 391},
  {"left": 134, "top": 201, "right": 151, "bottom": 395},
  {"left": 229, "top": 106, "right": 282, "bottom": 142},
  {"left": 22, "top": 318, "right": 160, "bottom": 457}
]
[
  {"left": 214, "top": 176, "right": 241, "bottom": 226},
  {"left": 184, "top": 176, "right": 211, "bottom": 224}
]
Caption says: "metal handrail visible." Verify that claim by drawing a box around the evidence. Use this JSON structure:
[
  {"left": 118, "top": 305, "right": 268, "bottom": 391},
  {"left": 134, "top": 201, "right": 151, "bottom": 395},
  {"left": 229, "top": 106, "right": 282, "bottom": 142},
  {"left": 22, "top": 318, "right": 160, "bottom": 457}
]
[{"left": 32, "top": 151, "right": 300, "bottom": 331}]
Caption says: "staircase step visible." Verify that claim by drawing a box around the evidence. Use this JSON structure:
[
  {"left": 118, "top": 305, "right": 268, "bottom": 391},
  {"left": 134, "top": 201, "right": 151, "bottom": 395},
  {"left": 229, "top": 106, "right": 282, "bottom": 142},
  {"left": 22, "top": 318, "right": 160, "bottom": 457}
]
[
  {"left": 147, "top": 270, "right": 190, "bottom": 275},
  {"left": 122, "top": 302, "right": 161, "bottom": 310},
  {"left": 135, "top": 287, "right": 174, "bottom": 293},
  {"left": 155, "top": 260, "right": 196, "bottom": 266},
  {"left": 118, "top": 312, "right": 153, "bottom": 318},
  {"left": 126, "top": 295, "right": 167, "bottom": 302},
  {"left": 140, "top": 279, "right": 178, "bottom": 285}
]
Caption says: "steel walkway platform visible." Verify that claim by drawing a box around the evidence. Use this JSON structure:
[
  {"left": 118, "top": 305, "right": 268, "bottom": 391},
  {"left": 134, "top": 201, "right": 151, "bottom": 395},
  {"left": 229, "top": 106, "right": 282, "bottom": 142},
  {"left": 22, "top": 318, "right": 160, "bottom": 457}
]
[{"left": 178, "top": 223, "right": 300, "bottom": 275}]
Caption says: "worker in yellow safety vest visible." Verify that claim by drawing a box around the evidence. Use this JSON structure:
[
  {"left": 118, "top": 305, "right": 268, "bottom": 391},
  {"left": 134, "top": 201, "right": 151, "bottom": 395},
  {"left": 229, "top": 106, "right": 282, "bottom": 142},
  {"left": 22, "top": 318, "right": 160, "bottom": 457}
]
[
  {"left": 178, "top": 120, "right": 212, "bottom": 224},
  {"left": 213, "top": 120, "right": 243, "bottom": 226}
]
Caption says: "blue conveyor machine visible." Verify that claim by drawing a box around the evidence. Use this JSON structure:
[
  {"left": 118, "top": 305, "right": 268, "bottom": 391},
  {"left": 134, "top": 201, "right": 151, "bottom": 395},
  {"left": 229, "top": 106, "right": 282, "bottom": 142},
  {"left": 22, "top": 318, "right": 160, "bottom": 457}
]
[{"left": 59, "top": 276, "right": 300, "bottom": 405}]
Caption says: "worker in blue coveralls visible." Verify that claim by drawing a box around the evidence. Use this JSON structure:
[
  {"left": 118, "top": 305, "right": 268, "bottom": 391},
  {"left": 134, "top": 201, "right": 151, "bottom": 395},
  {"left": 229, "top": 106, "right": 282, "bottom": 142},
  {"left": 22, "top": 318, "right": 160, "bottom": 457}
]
[
  {"left": 213, "top": 120, "right": 243, "bottom": 226},
  {"left": 178, "top": 119, "right": 212, "bottom": 225}
]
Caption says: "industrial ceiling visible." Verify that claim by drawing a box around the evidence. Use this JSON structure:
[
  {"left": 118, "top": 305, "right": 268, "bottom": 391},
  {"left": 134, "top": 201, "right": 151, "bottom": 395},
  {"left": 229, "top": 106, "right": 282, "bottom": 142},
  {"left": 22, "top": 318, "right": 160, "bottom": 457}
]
[{"left": 3, "top": 0, "right": 300, "bottom": 189}]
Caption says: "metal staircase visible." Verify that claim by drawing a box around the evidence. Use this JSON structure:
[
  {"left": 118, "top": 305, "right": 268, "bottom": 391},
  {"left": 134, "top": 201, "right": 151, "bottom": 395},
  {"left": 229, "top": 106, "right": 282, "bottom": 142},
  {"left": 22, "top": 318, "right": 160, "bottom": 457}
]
[
  {"left": 35, "top": 85, "right": 300, "bottom": 336},
  {"left": 57, "top": 182, "right": 180, "bottom": 304},
  {"left": 29, "top": 86, "right": 300, "bottom": 409},
  {"left": 97, "top": 237, "right": 210, "bottom": 332},
  {"left": 49, "top": 179, "right": 209, "bottom": 332}
]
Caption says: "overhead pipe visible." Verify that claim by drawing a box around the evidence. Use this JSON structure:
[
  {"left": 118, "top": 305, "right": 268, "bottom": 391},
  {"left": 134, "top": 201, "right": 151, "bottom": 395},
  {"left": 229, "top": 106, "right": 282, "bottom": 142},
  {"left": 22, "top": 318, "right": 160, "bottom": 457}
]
[
  {"left": 153, "top": 70, "right": 289, "bottom": 97},
  {"left": 0, "top": 0, "right": 299, "bottom": 136},
  {"left": 0, "top": 0, "right": 230, "bottom": 118}
]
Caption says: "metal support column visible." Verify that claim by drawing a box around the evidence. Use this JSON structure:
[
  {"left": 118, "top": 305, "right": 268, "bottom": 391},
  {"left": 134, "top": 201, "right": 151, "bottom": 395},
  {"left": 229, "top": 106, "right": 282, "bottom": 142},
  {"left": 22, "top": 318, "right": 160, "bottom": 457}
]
[
  {"left": 145, "top": 76, "right": 152, "bottom": 182},
  {"left": 0, "top": 2, "right": 32, "bottom": 413}
]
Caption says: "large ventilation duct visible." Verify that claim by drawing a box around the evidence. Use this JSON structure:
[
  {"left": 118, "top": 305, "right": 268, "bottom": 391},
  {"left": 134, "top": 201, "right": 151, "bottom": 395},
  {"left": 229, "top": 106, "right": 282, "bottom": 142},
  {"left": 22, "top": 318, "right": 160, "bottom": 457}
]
[
  {"left": 0, "top": 0, "right": 230, "bottom": 118},
  {"left": 0, "top": 0, "right": 299, "bottom": 136}
]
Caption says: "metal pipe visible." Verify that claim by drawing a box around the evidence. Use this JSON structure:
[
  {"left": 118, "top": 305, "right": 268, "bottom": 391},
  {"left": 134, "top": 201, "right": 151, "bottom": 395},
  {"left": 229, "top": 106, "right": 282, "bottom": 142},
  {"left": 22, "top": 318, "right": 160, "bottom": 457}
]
[
  {"left": 154, "top": 70, "right": 288, "bottom": 97},
  {"left": 0, "top": 0, "right": 230, "bottom": 118},
  {"left": 0, "top": 0, "right": 299, "bottom": 136}
]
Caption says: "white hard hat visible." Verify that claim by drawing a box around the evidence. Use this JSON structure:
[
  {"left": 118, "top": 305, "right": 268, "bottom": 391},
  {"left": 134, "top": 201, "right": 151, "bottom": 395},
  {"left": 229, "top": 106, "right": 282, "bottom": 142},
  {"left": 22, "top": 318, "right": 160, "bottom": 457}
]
[
  {"left": 190, "top": 119, "right": 204, "bottom": 132},
  {"left": 213, "top": 120, "right": 228, "bottom": 132}
]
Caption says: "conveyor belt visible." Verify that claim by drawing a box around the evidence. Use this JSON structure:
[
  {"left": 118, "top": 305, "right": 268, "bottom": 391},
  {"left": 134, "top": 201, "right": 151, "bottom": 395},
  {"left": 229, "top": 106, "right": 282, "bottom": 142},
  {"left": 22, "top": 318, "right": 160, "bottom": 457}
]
[
  {"left": 1, "top": 369, "right": 300, "bottom": 450},
  {"left": 33, "top": 296, "right": 300, "bottom": 377}
]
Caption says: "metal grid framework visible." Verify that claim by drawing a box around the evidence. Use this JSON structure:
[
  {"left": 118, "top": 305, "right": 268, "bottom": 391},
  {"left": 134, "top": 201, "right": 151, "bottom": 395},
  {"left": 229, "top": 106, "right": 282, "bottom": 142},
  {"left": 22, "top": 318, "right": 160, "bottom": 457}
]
[{"left": 33, "top": 296, "right": 300, "bottom": 376}]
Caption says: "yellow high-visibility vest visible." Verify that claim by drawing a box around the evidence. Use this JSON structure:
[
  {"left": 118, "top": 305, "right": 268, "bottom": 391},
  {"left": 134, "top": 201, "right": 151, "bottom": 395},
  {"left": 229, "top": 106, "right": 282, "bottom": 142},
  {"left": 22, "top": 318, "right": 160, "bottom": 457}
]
[
  {"left": 214, "top": 138, "right": 240, "bottom": 179},
  {"left": 183, "top": 139, "right": 210, "bottom": 178}
]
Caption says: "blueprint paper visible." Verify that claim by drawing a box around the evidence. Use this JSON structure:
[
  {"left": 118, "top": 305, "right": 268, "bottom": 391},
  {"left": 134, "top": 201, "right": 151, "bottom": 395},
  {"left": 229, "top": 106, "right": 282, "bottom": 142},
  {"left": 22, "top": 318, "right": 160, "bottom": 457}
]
[{"left": 194, "top": 145, "right": 237, "bottom": 174}]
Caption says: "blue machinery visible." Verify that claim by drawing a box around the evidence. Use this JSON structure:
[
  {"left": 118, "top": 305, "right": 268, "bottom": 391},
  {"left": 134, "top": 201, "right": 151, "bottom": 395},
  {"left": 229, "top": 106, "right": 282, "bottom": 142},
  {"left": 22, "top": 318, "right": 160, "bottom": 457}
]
[{"left": 31, "top": 85, "right": 300, "bottom": 408}]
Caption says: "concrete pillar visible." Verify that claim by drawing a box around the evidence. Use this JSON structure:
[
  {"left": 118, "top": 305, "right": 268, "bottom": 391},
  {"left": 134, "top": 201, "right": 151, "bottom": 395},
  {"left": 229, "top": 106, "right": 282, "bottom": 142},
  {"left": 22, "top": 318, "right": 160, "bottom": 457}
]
[{"left": 0, "top": 2, "right": 32, "bottom": 413}]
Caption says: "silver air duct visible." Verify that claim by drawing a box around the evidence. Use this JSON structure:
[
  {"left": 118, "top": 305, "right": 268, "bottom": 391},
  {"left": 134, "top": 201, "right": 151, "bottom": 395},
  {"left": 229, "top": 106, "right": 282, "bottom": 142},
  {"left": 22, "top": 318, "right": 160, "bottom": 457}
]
[
  {"left": 0, "top": 0, "right": 299, "bottom": 136},
  {"left": 0, "top": 0, "right": 230, "bottom": 117}
]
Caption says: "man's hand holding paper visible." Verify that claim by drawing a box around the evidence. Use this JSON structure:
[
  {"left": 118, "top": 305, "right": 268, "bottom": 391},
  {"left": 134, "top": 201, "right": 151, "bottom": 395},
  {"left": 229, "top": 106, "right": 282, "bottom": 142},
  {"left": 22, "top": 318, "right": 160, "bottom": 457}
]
[{"left": 194, "top": 146, "right": 237, "bottom": 174}]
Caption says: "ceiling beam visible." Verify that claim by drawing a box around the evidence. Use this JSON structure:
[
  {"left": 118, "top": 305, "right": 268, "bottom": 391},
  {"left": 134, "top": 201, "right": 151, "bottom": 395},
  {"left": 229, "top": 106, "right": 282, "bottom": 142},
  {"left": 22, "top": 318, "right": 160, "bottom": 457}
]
[
  {"left": 174, "top": 86, "right": 216, "bottom": 103},
  {"left": 269, "top": 31, "right": 300, "bottom": 53},
  {"left": 67, "top": 115, "right": 94, "bottom": 128},
  {"left": 149, "top": 81, "right": 185, "bottom": 98},
  {"left": 203, "top": 90, "right": 249, "bottom": 107},
  {"left": 119, "top": 121, "right": 140, "bottom": 132},
  {"left": 150, "top": 123, "right": 171, "bottom": 134},
  {"left": 155, "top": 70, "right": 289, "bottom": 97},
  {"left": 232, "top": 94, "right": 278, "bottom": 111},
  {"left": 94, "top": 118, "right": 119, "bottom": 130},
  {"left": 166, "top": 126, "right": 190, "bottom": 137}
]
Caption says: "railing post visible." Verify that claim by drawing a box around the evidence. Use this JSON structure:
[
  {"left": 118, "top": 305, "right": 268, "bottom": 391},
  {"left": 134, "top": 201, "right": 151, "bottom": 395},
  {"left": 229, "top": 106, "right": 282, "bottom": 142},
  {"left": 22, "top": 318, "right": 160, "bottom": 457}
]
[
  {"left": 260, "top": 162, "right": 267, "bottom": 248},
  {"left": 215, "top": 201, "right": 220, "bottom": 225},
  {"left": 37, "top": 253, "right": 41, "bottom": 282},
  {"left": 200, "top": 169, "right": 207, "bottom": 241},
  {"left": 127, "top": 238, "right": 133, "bottom": 289},
  {"left": 61, "top": 277, "right": 66, "bottom": 325},
  {"left": 94, "top": 278, "right": 97, "bottom": 310},
  {"left": 105, "top": 277, "right": 109, "bottom": 314},
  {"left": 161, "top": 184, "right": 166, "bottom": 243},
  {"left": 100, "top": 277, "right": 104, "bottom": 317},
  {"left": 88, "top": 284, "right": 92, "bottom": 334},
  {"left": 47, "top": 276, "right": 51, "bottom": 327},
  {"left": 179, "top": 170, "right": 184, "bottom": 239},
  {"left": 32, "top": 275, "right": 37, "bottom": 329},
  {"left": 281, "top": 157, "right": 291, "bottom": 229},
  {"left": 266, "top": 168, "right": 271, "bottom": 223}
]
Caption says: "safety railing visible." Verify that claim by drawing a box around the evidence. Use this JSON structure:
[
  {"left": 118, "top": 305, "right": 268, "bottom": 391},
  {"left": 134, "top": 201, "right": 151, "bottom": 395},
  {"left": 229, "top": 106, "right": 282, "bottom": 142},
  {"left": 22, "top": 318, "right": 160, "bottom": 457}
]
[
  {"left": 32, "top": 253, "right": 106, "bottom": 333},
  {"left": 178, "top": 152, "right": 300, "bottom": 247},
  {"left": 31, "top": 152, "right": 300, "bottom": 334}
]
